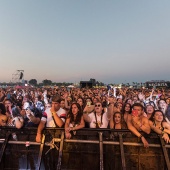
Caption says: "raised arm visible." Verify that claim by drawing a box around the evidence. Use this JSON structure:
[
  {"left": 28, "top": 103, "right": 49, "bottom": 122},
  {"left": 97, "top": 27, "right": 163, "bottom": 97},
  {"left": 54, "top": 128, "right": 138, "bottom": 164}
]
[
  {"left": 83, "top": 112, "right": 91, "bottom": 123},
  {"left": 107, "top": 104, "right": 114, "bottom": 128}
]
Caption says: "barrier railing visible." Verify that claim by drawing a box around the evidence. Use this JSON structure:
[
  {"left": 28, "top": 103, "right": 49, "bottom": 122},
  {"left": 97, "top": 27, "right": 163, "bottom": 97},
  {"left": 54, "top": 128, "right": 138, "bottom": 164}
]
[{"left": 0, "top": 127, "right": 169, "bottom": 170}]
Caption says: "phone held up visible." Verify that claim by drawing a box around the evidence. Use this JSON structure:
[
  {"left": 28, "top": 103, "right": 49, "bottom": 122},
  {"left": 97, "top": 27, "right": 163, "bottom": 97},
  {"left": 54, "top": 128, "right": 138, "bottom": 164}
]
[
  {"left": 132, "top": 110, "right": 138, "bottom": 117},
  {"left": 87, "top": 102, "right": 91, "bottom": 107}
]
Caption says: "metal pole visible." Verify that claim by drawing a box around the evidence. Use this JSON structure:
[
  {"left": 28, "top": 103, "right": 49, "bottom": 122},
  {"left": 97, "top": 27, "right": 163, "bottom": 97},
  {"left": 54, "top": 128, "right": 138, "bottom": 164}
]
[
  {"left": 1, "top": 138, "right": 170, "bottom": 148},
  {"left": 159, "top": 135, "right": 170, "bottom": 170},
  {"left": 57, "top": 131, "right": 64, "bottom": 170},
  {"left": 99, "top": 132, "right": 104, "bottom": 170},
  {"left": 37, "top": 134, "right": 45, "bottom": 170},
  {"left": 119, "top": 133, "right": 126, "bottom": 170},
  {"left": 0, "top": 132, "right": 11, "bottom": 165}
]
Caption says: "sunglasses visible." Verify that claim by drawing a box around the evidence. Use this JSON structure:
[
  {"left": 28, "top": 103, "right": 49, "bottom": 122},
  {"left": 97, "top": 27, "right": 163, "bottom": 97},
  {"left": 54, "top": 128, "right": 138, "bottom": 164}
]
[{"left": 95, "top": 104, "right": 101, "bottom": 107}]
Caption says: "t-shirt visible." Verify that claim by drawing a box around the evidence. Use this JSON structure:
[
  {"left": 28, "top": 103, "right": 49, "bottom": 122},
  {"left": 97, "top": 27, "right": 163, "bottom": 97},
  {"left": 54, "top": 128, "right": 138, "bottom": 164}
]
[
  {"left": 41, "top": 108, "right": 66, "bottom": 127},
  {"left": 88, "top": 112, "right": 109, "bottom": 128}
]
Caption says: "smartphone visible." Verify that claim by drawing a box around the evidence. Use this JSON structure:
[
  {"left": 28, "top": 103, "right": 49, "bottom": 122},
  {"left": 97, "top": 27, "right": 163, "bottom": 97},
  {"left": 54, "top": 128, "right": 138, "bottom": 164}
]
[
  {"left": 132, "top": 110, "right": 138, "bottom": 117},
  {"left": 87, "top": 102, "right": 91, "bottom": 107}
]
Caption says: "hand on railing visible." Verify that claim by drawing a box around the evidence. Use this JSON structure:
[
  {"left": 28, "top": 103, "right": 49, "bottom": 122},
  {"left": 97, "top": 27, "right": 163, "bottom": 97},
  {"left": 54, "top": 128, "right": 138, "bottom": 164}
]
[
  {"left": 162, "top": 133, "right": 170, "bottom": 143},
  {"left": 141, "top": 136, "right": 149, "bottom": 148},
  {"left": 36, "top": 133, "right": 42, "bottom": 143}
]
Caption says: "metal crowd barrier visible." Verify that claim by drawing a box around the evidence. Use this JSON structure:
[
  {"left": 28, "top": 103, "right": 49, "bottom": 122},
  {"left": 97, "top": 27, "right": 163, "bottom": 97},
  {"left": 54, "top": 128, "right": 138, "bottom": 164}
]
[{"left": 0, "top": 127, "right": 170, "bottom": 170}]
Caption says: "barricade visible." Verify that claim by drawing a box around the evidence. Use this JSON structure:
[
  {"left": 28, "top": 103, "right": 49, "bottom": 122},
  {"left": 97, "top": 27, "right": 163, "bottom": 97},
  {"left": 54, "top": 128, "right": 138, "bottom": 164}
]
[{"left": 0, "top": 127, "right": 169, "bottom": 170}]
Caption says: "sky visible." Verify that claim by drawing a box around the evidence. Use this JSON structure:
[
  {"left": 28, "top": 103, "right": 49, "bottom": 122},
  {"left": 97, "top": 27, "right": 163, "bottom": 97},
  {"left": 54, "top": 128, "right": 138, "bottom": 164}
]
[{"left": 0, "top": 0, "right": 170, "bottom": 84}]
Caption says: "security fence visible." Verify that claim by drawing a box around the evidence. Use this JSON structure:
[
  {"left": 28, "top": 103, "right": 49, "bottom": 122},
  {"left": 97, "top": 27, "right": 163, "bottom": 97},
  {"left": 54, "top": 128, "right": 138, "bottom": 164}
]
[{"left": 0, "top": 127, "right": 169, "bottom": 170}]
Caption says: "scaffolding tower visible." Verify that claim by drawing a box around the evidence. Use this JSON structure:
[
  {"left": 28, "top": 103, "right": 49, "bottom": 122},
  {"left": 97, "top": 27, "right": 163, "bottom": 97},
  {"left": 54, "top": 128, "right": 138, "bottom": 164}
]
[{"left": 12, "top": 70, "right": 24, "bottom": 83}]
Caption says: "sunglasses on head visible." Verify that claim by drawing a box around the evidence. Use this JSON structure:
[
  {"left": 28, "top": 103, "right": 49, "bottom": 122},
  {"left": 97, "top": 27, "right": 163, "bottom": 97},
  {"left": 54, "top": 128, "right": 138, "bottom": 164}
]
[{"left": 95, "top": 104, "right": 101, "bottom": 107}]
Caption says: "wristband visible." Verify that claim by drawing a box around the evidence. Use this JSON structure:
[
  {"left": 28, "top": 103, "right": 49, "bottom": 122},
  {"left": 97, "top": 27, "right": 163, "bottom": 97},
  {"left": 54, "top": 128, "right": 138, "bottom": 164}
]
[
  {"left": 138, "top": 134, "right": 143, "bottom": 138},
  {"left": 161, "top": 131, "right": 166, "bottom": 135}
]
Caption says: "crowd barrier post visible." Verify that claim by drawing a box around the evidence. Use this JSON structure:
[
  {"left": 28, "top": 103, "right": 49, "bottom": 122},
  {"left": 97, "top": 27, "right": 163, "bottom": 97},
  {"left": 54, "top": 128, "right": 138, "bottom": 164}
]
[
  {"left": 118, "top": 133, "right": 126, "bottom": 170},
  {"left": 99, "top": 132, "right": 104, "bottom": 170},
  {"left": 57, "top": 131, "right": 64, "bottom": 170},
  {"left": 159, "top": 135, "right": 170, "bottom": 170},
  {"left": 0, "top": 131, "right": 11, "bottom": 165},
  {"left": 37, "top": 134, "right": 46, "bottom": 170}
]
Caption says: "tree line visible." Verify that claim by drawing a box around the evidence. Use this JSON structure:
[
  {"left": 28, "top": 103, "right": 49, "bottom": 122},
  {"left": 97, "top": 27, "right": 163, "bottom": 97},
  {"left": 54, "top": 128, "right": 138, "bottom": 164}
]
[{"left": 29, "top": 79, "right": 74, "bottom": 87}]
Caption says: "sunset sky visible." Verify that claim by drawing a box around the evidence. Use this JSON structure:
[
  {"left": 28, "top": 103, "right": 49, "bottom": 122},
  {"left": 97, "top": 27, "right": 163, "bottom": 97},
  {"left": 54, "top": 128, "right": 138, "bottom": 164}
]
[{"left": 0, "top": 0, "right": 170, "bottom": 84}]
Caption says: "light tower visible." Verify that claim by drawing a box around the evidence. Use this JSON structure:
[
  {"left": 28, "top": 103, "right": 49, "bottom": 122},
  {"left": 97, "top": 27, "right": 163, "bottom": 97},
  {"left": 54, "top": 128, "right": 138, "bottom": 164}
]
[{"left": 12, "top": 70, "right": 24, "bottom": 84}]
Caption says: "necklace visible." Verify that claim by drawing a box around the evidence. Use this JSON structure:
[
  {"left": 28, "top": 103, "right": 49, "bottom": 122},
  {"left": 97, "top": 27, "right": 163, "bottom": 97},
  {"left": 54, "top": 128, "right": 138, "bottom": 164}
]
[{"left": 94, "top": 112, "right": 103, "bottom": 128}]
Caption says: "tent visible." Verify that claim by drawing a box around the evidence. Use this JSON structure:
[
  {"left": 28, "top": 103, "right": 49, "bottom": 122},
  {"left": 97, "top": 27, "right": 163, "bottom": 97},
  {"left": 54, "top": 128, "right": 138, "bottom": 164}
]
[{"left": 67, "top": 85, "right": 75, "bottom": 88}]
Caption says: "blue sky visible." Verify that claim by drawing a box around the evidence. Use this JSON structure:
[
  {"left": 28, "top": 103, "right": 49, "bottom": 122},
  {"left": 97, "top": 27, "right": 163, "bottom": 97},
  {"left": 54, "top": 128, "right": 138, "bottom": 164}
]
[{"left": 0, "top": 0, "right": 170, "bottom": 84}]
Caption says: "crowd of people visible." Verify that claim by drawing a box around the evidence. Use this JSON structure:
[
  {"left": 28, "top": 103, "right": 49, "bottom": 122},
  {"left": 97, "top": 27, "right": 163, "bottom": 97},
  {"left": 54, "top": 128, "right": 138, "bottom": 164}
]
[{"left": 0, "top": 86, "right": 170, "bottom": 147}]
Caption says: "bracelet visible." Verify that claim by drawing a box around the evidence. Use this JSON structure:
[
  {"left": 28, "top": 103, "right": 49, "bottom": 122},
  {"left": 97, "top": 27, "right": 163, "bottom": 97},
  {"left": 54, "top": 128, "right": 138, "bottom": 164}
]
[
  {"left": 161, "top": 131, "right": 165, "bottom": 135},
  {"left": 52, "top": 112, "right": 56, "bottom": 116},
  {"left": 138, "top": 134, "right": 143, "bottom": 138}
]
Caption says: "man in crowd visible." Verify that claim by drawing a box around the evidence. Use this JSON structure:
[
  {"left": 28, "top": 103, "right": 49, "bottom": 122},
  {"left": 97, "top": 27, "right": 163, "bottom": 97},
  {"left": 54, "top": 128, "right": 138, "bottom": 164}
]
[
  {"left": 127, "top": 103, "right": 151, "bottom": 147},
  {"left": 36, "top": 95, "right": 66, "bottom": 143}
]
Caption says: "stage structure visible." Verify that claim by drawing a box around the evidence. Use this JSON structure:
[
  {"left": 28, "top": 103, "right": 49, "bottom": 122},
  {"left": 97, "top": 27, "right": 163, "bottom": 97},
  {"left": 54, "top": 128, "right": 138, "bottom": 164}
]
[{"left": 12, "top": 70, "right": 24, "bottom": 83}]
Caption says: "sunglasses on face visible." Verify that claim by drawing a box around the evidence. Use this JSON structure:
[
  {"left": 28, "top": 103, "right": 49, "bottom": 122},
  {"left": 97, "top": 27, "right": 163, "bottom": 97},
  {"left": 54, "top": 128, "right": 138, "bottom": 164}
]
[{"left": 95, "top": 104, "right": 101, "bottom": 107}]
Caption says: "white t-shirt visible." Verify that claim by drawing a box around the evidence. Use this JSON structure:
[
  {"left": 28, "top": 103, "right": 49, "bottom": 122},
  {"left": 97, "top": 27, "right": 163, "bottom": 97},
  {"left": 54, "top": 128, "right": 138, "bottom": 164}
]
[
  {"left": 41, "top": 108, "right": 66, "bottom": 127},
  {"left": 88, "top": 112, "right": 109, "bottom": 128}
]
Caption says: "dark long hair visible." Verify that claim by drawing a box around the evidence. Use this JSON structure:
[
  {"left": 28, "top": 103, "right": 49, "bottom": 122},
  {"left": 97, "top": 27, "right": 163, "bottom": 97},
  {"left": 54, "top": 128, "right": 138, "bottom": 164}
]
[
  {"left": 122, "top": 103, "right": 132, "bottom": 115},
  {"left": 149, "top": 110, "right": 166, "bottom": 122},
  {"left": 113, "top": 112, "right": 127, "bottom": 129},
  {"left": 67, "top": 103, "right": 83, "bottom": 124}
]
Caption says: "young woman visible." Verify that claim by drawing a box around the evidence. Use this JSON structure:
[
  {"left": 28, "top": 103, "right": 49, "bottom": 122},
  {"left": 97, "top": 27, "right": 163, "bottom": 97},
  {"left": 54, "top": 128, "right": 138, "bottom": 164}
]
[
  {"left": 158, "top": 99, "right": 170, "bottom": 123},
  {"left": 122, "top": 103, "right": 132, "bottom": 123},
  {"left": 110, "top": 112, "right": 127, "bottom": 129},
  {"left": 4, "top": 98, "right": 24, "bottom": 129},
  {"left": 65, "top": 103, "right": 85, "bottom": 139},
  {"left": 145, "top": 105, "right": 154, "bottom": 120},
  {"left": 77, "top": 97, "right": 85, "bottom": 111},
  {"left": 149, "top": 110, "right": 170, "bottom": 143},
  {"left": 0, "top": 103, "right": 7, "bottom": 126}
]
